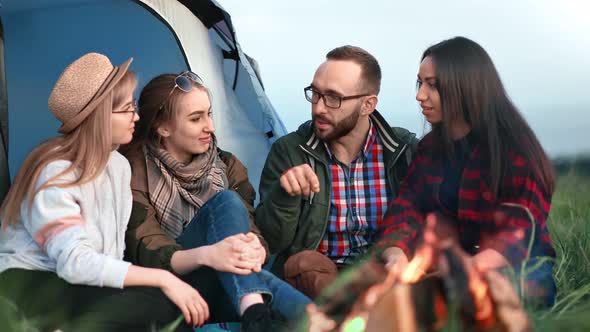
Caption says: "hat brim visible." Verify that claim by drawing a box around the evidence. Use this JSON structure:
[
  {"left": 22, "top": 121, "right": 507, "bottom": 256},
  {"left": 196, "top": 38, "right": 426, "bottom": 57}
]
[{"left": 58, "top": 57, "right": 134, "bottom": 134}]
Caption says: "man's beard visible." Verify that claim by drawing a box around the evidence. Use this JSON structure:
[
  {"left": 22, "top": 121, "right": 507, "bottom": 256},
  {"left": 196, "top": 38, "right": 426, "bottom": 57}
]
[{"left": 313, "top": 107, "right": 361, "bottom": 142}]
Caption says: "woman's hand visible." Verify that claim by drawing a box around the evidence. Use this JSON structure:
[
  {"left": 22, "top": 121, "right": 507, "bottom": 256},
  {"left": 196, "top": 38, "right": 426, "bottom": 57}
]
[
  {"left": 204, "top": 234, "right": 259, "bottom": 274},
  {"left": 383, "top": 247, "right": 409, "bottom": 278},
  {"left": 485, "top": 270, "right": 531, "bottom": 332},
  {"left": 160, "top": 272, "right": 210, "bottom": 327},
  {"left": 240, "top": 232, "right": 266, "bottom": 272}
]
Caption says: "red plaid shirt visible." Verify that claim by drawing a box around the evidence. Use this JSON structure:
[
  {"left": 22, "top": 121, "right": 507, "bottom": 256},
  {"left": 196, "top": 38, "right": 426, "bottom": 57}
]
[
  {"left": 319, "top": 122, "right": 390, "bottom": 265},
  {"left": 379, "top": 132, "right": 556, "bottom": 267}
]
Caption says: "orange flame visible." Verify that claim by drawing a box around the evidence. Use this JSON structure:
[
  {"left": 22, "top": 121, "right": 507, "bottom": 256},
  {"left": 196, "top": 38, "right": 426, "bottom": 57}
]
[
  {"left": 400, "top": 245, "right": 433, "bottom": 283},
  {"left": 433, "top": 293, "right": 448, "bottom": 330},
  {"left": 468, "top": 271, "right": 496, "bottom": 328},
  {"left": 399, "top": 212, "right": 451, "bottom": 284}
]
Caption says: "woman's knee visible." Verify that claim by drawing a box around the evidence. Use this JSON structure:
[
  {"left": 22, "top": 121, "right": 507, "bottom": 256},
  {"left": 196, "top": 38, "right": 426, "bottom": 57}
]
[
  {"left": 208, "top": 190, "right": 247, "bottom": 212},
  {"left": 193, "top": 190, "right": 251, "bottom": 238}
]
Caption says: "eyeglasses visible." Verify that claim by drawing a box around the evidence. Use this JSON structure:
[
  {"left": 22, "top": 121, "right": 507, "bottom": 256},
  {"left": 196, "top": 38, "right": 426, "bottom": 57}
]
[
  {"left": 113, "top": 98, "right": 138, "bottom": 114},
  {"left": 304, "top": 86, "right": 370, "bottom": 109},
  {"left": 158, "top": 71, "right": 204, "bottom": 110}
]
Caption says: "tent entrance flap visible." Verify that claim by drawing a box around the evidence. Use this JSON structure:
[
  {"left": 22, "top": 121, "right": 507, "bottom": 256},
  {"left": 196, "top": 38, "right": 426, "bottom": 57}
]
[{"left": 0, "top": 18, "right": 10, "bottom": 204}]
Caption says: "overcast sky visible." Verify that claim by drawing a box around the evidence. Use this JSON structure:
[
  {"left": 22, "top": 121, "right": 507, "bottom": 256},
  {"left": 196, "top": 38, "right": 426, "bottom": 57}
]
[{"left": 220, "top": 0, "right": 590, "bottom": 157}]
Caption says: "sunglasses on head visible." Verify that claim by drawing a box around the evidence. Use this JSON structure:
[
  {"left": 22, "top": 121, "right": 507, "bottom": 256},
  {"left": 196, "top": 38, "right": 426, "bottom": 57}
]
[{"left": 158, "top": 71, "right": 204, "bottom": 110}]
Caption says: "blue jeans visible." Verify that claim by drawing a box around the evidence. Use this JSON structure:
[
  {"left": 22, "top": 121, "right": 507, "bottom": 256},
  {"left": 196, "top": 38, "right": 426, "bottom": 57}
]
[
  {"left": 523, "top": 259, "right": 556, "bottom": 308},
  {"left": 176, "top": 190, "right": 310, "bottom": 320}
]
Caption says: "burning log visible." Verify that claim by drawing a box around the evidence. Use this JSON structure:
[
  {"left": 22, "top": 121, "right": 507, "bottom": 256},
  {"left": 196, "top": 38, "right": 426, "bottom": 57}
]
[
  {"left": 308, "top": 214, "right": 531, "bottom": 332},
  {"left": 486, "top": 270, "right": 532, "bottom": 332},
  {"left": 441, "top": 246, "right": 496, "bottom": 331},
  {"left": 365, "top": 283, "right": 416, "bottom": 332},
  {"left": 317, "top": 259, "right": 389, "bottom": 327}
]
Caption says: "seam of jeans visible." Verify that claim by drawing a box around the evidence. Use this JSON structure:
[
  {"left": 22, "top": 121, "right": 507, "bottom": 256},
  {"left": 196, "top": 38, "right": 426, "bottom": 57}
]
[{"left": 227, "top": 271, "right": 273, "bottom": 307}]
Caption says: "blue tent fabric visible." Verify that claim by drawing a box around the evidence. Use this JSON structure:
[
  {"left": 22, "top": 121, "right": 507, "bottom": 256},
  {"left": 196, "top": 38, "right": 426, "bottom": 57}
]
[
  {"left": 2, "top": 0, "right": 187, "bottom": 177},
  {"left": 0, "top": 0, "right": 287, "bottom": 194}
]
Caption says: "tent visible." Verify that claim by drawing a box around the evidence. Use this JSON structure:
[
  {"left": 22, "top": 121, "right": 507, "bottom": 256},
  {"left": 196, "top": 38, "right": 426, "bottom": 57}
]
[{"left": 0, "top": 0, "right": 288, "bottom": 205}]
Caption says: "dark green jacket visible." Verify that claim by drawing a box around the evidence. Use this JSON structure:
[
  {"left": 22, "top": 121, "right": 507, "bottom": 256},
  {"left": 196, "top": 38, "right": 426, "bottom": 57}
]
[{"left": 254, "top": 110, "right": 419, "bottom": 276}]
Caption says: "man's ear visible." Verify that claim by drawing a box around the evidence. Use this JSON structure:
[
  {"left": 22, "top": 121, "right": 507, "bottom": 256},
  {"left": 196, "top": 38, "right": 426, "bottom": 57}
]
[{"left": 362, "top": 95, "right": 378, "bottom": 115}]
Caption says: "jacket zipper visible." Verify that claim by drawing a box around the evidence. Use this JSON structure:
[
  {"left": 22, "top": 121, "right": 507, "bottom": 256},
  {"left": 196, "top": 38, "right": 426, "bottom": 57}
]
[
  {"left": 298, "top": 145, "right": 331, "bottom": 250},
  {"left": 387, "top": 143, "right": 408, "bottom": 190}
]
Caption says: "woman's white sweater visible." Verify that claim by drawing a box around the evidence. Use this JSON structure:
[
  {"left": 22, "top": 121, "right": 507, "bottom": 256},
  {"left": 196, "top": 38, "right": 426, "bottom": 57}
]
[{"left": 0, "top": 151, "right": 132, "bottom": 288}]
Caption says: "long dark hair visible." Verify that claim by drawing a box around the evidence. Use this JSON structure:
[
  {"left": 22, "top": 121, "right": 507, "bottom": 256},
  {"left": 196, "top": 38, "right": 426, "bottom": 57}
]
[{"left": 422, "top": 36, "right": 554, "bottom": 196}]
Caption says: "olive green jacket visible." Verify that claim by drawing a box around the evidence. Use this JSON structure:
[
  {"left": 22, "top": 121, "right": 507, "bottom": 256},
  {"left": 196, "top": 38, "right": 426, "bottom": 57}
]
[
  {"left": 123, "top": 147, "right": 269, "bottom": 273},
  {"left": 254, "top": 110, "right": 419, "bottom": 276}
]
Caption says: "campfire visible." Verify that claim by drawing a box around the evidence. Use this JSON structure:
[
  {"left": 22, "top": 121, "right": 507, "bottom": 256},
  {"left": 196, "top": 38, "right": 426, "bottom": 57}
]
[
  {"left": 363, "top": 246, "right": 496, "bottom": 332},
  {"left": 312, "top": 217, "right": 530, "bottom": 332}
]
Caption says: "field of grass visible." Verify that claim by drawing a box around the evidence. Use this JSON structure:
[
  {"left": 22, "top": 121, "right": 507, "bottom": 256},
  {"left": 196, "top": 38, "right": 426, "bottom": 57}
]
[{"left": 531, "top": 171, "right": 590, "bottom": 331}]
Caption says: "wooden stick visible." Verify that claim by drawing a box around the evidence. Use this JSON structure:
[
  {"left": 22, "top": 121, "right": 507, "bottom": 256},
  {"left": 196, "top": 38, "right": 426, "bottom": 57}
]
[{"left": 365, "top": 284, "right": 417, "bottom": 332}]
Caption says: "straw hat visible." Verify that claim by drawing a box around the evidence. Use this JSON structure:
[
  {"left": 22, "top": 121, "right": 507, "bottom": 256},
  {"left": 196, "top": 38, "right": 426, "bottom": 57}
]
[{"left": 48, "top": 52, "right": 133, "bottom": 134}]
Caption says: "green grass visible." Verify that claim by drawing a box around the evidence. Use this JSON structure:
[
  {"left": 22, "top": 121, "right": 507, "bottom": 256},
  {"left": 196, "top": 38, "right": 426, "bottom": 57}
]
[
  {"left": 547, "top": 172, "right": 590, "bottom": 297},
  {"left": 531, "top": 171, "right": 590, "bottom": 331}
]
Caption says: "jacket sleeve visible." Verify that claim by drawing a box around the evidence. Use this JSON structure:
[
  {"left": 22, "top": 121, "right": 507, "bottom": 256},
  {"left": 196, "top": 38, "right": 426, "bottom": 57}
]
[
  {"left": 377, "top": 139, "right": 430, "bottom": 258},
  {"left": 124, "top": 189, "right": 182, "bottom": 273},
  {"left": 254, "top": 138, "right": 303, "bottom": 254},
  {"left": 24, "top": 162, "right": 130, "bottom": 288},
  {"left": 480, "top": 155, "right": 556, "bottom": 267},
  {"left": 222, "top": 151, "right": 270, "bottom": 262}
]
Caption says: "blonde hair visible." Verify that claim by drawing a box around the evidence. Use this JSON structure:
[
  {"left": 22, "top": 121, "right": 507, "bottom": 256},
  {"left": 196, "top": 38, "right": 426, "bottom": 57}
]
[{"left": 1, "top": 71, "right": 137, "bottom": 227}]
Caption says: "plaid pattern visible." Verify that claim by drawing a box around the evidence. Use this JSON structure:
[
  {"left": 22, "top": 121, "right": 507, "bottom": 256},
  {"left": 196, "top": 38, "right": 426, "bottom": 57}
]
[
  {"left": 145, "top": 143, "right": 228, "bottom": 238},
  {"left": 378, "top": 132, "right": 556, "bottom": 267},
  {"left": 318, "top": 123, "right": 391, "bottom": 264}
]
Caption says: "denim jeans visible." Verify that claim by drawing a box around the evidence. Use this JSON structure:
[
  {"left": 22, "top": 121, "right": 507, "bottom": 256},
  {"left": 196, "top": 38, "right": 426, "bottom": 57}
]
[
  {"left": 176, "top": 190, "right": 310, "bottom": 320},
  {"left": 523, "top": 259, "right": 556, "bottom": 308}
]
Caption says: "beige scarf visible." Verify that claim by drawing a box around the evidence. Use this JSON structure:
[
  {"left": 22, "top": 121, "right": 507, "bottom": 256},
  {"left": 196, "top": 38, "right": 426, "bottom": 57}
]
[{"left": 145, "top": 141, "right": 228, "bottom": 238}]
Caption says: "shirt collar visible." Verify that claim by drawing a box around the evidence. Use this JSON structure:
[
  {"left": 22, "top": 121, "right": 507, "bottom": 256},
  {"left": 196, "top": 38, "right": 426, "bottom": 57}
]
[{"left": 324, "top": 119, "right": 377, "bottom": 162}]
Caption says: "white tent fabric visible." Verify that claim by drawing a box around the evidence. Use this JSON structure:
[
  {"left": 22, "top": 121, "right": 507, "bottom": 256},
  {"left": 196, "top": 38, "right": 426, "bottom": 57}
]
[{"left": 141, "top": 0, "right": 279, "bottom": 190}]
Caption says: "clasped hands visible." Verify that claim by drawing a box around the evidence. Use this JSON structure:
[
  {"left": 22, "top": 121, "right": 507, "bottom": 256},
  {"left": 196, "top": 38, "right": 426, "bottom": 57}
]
[{"left": 206, "top": 232, "right": 266, "bottom": 275}]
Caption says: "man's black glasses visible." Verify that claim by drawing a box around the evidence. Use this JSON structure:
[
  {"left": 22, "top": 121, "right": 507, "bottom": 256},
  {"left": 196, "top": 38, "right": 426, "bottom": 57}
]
[{"left": 304, "top": 85, "right": 369, "bottom": 109}]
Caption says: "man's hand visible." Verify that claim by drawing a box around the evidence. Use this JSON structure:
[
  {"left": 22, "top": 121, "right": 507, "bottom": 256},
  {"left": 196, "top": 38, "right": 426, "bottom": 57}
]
[{"left": 279, "top": 164, "right": 320, "bottom": 196}]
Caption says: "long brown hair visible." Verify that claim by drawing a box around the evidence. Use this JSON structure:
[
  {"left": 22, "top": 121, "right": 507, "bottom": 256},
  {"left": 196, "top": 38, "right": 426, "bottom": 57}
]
[
  {"left": 422, "top": 36, "right": 555, "bottom": 196},
  {"left": 1, "top": 71, "right": 137, "bottom": 227},
  {"left": 125, "top": 73, "right": 210, "bottom": 151}
]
